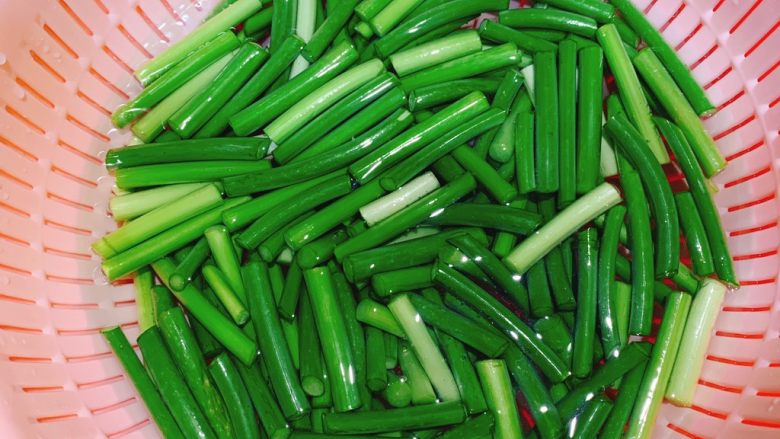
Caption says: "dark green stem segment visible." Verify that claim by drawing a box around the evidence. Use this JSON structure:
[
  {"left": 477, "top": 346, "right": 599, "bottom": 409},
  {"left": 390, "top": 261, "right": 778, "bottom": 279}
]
[
  {"left": 427, "top": 203, "right": 542, "bottom": 234},
  {"left": 303, "top": 0, "right": 361, "bottom": 62},
  {"left": 208, "top": 354, "right": 262, "bottom": 439},
  {"left": 609, "top": 0, "right": 715, "bottom": 116},
  {"left": 137, "top": 327, "right": 217, "bottom": 439},
  {"left": 374, "top": 0, "right": 510, "bottom": 58},
  {"left": 573, "top": 227, "right": 598, "bottom": 378},
  {"left": 598, "top": 205, "right": 627, "bottom": 357},
  {"left": 436, "top": 328, "right": 488, "bottom": 415},
  {"left": 600, "top": 361, "right": 647, "bottom": 438},
  {"left": 655, "top": 118, "right": 737, "bottom": 286},
  {"left": 323, "top": 401, "right": 466, "bottom": 434},
  {"left": 298, "top": 290, "right": 326, "bottom": 397},
  {"left": 606, "top": 114, "right": 679, "bottom": 279},
  {"left": 243, "top": 261, "right": 311, "bottom": 420},
  {"left": 152, "top": 258, "right": 257, "bottom": 365},
  {"left": 230, "top": 41, "right": 358, "bottom": 136},
  {"left": 170, "top": 237, "right": 211, "bottom": 291},
  {"left": 478, "top": 20, "right": 557, "bottom": 53},
  {"left": 557, "top": 341, "right": 650, "bottom": 420},
  {"left": 102, "top": 327, "right": 184, "bottom": 439},
  {"left": 439, "top": 413, "right": 494, "bottom": 439},
  {"left": 342, "top": 228, "right": 486, "bottom": 282},
  {"left": 503, "top": 345, "right": 562, "bottom": 439},
  {"left": 570, "top": 395, "right": 613, "bottom": 439},
  {"left": 159, "top": 308, "right": 233, "bottom": 439},
  {"left": 235, "top": 360, "right": 291, "bottom": 439},
  {"left": 236, "top": 174, "right": 353, "bottom": 249},
  {"left": 675, "top": 191, "right": 715, "bottom": 276},
  {"left": 576, "top": 45, "right": 603, "bottom": 195},
  {"left": 408, "top": 295, "right": 509, "bottom": 357},
  {"left": 498, "top": 8, "right": 598, "bottom": 37},
  {"left": 616, "top": 156, "right": 654, "bottom": 336},
  {"left": 433, "top": 263, "right": 570, "bottom": 383},
  {"left": 515, "top": 109, "right": 536, "bottom": 194},
  {"left": 448, "top": 234, "right": 530, "bottom": 314},
  {"left": 197, "top": 35, "right": 304, "bottom": 138},
  {"left": 106, "top": 137, "right": 269, "bottom": 169},
  {"left": 304, "top": 267, "right": 362, "bottom": 412},
  {"left": 534, "top": 50, "right": 559, "bottom": 193},
  {"left": 115, "top": 161, "right": 271, "bottom": 189}
]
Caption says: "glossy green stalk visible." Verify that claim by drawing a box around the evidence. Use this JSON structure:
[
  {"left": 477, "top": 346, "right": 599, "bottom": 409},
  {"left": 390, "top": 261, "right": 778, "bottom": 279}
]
[
  {"left": 302, "top": 0, "right": 360, "bottom": 62},
  {"left": 408, "top": 79, "right": 501, "bottom": 111},
  {"left": 504, "top": 183, "right": 622, "bottom": 274},
  {"left": 439, "top": 413, "right": 494, "bottom": 439},
  {"left": 626, "top": 292, "right": 691, "bottom": 439},
  {"left": 428, "top": 203, "right": 541, "bottom": 234},
  {"left": 230, "top": 41, "right": 358, "bottom": 135},
  {"left": 606, "top": 114, "right": 679, "bottom": 278},
  {"left": 573, "top": 228, "right": 599, "bottom": 378},
  {"left": 204, "top": 225, "right": 246, "bottom": 304},
  {"left": 305, "top": 267, "right": 362, "bottom": 411},
  {"left": 94, "top": 185, "right": 222, "bottom": 259},
  {"left": 576, "top": 46, "right": 604, "bottom": 194},
  {"left": 270, "top": 0, "right": 297, "bottom": 53},
  {"left": 109, "top": 183, "right": 208, "bottom": 221},
  {"left": 196, "top": 36, "right": 304, "bottom": 138},
  {"left": 323, "top": 401, "right": 465, "bottom": 434},
  {"left": 478, "top": 20, "right": 557, "bottom": 53},
  {"left": 170, "top": 42, "right": 268, "bottom": 138},
  {"left": 134, "top": 0, "right": 262, "bottom": 85},
  {"left": 113, "top": 32, "right": 240, "bottom": 128},
  {"left": 107, "top": 138, "right": 269, "bottom": 169},
  {"left": 243, "top": 262, "right": 310, "bottom": 419},
  {"left": 558, "top": 39, "right": 577, "bottom": 206},
  {"left": 103, "top": 198, "right": 247, "bottom": 280},
  {"left": 598, "top": 205, "right": 626, "bottom": 357},
  {"left": 351, "top": 92, "right": 489, "bottom": 183},
  {"left": 102, "top": 327, "right": 184, "bottom": 439},
  {"left": 158, "top": 308, "right": 232, "bottom": 439},
  {"left": 237, "top": 175, "right": 353, "bottom": 249},
  {"left": 371, "top": 266, "right": 433, "bottom": 296},
  {"left": 132, "top": 52, "right": 233, "bottom": 142},
  {"left": 597, "top": 24, "right": 668, "bottom": 163},
  {"left": 569, "top": 395, "right": 612, "bottom": 439},
  {"left": 382, "top": 372, "right": 411, "bottom": 407},
  {"left": 265, "top": 59, "right": 385, "bottom": 144},
  {"left": 448, "top": 234, "right": 530, "bottom": 313},
  {"left": 666, "top": 279, "right": 727, "bottom": 406},
  {"left": 399, "top": 43, "right": 520, "bottom": 92},
  {"left": 534, "top": 50, "right": 559, "bottom": 193},
  {"left": 390, "top": 30, "right": 482, "bottom": 76},
  {"left": 433, "top": 264, "right": 569, "bottom": 382},
  {"left": 676, "top": 191, "right": 715, "bottom": 275},
  {"left": 499, "top": 8, "right": 597, "bottom": 36},
  {"left": 366, "top": 327, "right": 388, "bottom": 391},
  {"left": 557, "top": 342, "right": 651, "bottom": 420},
  {"left": 374, "top": 0, "right": 509, "bottom": 57},
  {"left": 335, "top": 173, "right": 476, "bottom": 261},
  {"left": 356, "top": 299, "right": 405, "bottom": 338},
  {"left": 381, "top": 109, "right": 506, "bottom": 191},
  {"left": 408, "top": 294, "right": 509, "bottom": 357},
  {"left": 503, "top": 345, "right": 562, "bottom": 439},
  {"left": 610, "top": 0, "right": 714, "bottom": 116},
  {"left": 244, "top": 6, "right": 274, "bottom": 35},
  {"left": 202, "top": 264, "right": 248, "bottom": 325},
  {"left": 135, "top": 269, "right": 155, "bottom": 332},
  {"left": 137, "top": 327, "right": 217, "bottom": 439},
  {"left": 299, "top": 291, "right": 326, "bottom": 396},
  {"left": 208, "top": 354, "right": 261, "bottom": 439},
  {"left": 115, "top": 160, "right": 270, "bottom": 190},
  {"left": 477, "top": 360, "right": 523, "bottom": 439}
]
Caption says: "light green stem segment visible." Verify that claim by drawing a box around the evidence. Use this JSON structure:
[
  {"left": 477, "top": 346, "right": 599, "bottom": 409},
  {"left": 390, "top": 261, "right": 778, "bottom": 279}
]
[
  {"left": 356, "top": 299, "right": 405, "bottom": 338},
  {"left": 388, "top": 294, "right": 460, "bottom": 402},
  {"left": 477, "top": 360, "right": 523, "bottom": 439},
  {"left": 134, "top": 0, "right": 262, "bottom": 85},
  {"left": 370, "top": 0, "right": 425, "bottom": 36},
  {"left": 626, "top": 291, "right": 691, "bottom": 439},
  {"left": 504, "top": 182, "right": 622, "bottom": 273},
  {"left": 390, "top": 31, "right": 482, "bottom": 77},
  {"left": 93, "top": 184, "right": 222, "bottom": 258},
  {"left": 109, "top": 183, "right": 211, "bottom": 221},
  {"left": 596, "top": 24, "right": 668, "bottom": 164},
  {"left": 202, "top": 264, "right": 249, "bottom": 325},
  {"left": 133, "top": 52, "right": 234, "bottom": 142},
  {"left": 666, "top": 279, "right": 727, "bottom": 406},
  {"left": 633, "top": 48, "right": 726, "bottom": 177},
  {"left": 290, "top": 0, "right": 317, "bottom": 77},
  {"left": 205, "top": 225, "right": 246, "bottom": 304},
  {"left": 265, "top": 59, "right": 385, "bottom": 143},
  {"left": 135, "top": 268, "right": 155, "bottom": 332}
]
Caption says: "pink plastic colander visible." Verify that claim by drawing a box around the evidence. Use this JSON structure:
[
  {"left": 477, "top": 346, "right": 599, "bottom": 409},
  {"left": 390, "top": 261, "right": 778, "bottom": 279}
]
[{"left": 0, "top": 0, "right": 778, "bottom": 437}]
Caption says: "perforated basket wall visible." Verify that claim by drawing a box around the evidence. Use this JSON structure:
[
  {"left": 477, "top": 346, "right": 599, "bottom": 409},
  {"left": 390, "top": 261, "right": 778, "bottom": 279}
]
[{"left": 0, "top": 0, "right": 778, "bottom": 437}]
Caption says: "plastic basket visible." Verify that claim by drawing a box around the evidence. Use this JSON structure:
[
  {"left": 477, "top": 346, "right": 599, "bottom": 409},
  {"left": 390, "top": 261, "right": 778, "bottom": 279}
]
[{"left": 0, "top": 0, "right": 777, "bottom": 437}]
